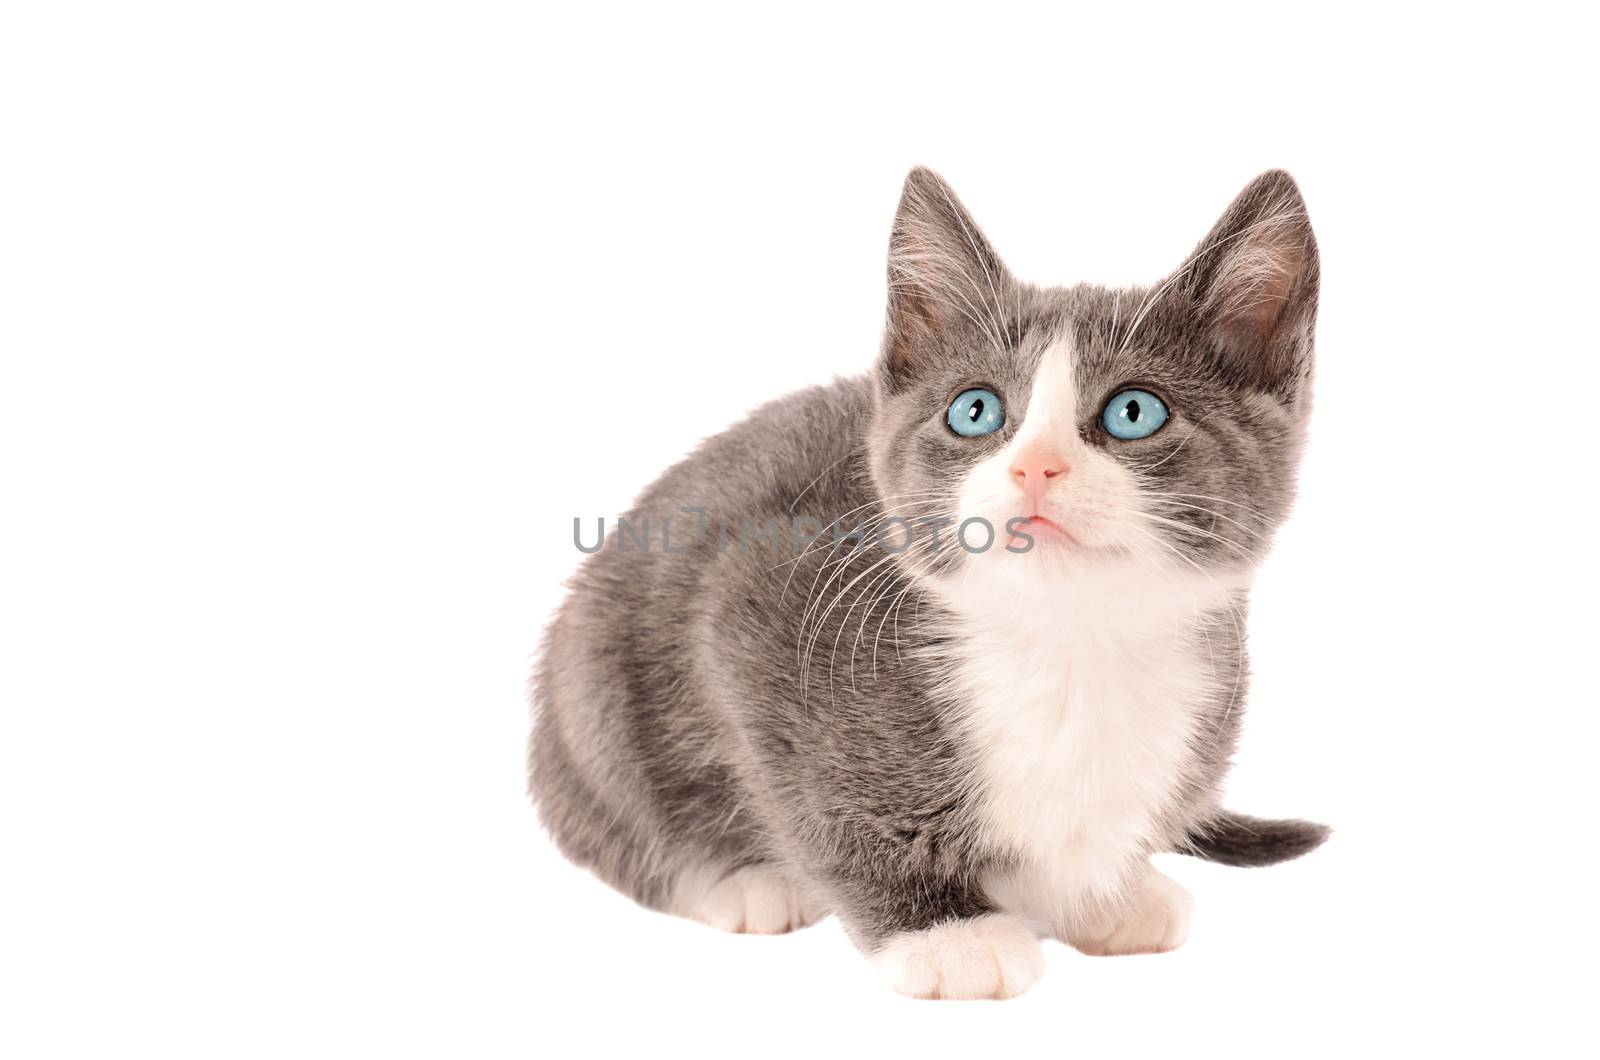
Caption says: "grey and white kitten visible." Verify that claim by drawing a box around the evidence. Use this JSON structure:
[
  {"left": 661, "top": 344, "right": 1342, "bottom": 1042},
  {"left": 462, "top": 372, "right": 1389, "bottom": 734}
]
[{"left": 530, "top": 168, "right": 1327, "bottom": 999}]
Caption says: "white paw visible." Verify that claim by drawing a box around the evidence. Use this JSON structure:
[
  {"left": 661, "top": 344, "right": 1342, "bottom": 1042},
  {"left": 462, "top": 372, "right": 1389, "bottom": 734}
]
[
  {"left": 871, "top": 914, "right": 1045, "bottom": 1000},
  {"left": 1071, "top": 869, "right": 1192, "bottom": 956},
  {"left": 678, "top": 866, "right": 826, "bottom": 935}
]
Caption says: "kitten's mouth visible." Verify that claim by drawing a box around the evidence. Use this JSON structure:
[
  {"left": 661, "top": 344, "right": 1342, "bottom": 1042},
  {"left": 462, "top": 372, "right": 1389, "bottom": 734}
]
[{"left": 1010, "top": 515, "right": 1082, "bottom": 549}]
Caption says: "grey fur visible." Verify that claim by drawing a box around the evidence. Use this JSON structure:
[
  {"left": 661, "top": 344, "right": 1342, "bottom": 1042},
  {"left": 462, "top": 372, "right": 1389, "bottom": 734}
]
[{"left": 529, "top": 167, "right": 1327, "bottom": 951}]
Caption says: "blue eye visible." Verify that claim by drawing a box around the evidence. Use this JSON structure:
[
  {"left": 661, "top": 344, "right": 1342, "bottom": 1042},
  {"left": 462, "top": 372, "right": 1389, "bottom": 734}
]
[
  {"left": 1101, "top": 389, "right": 1169, "bottom": 440},
  {"left": 946, "top": 388, "right": 1005, "bottom": 437}
]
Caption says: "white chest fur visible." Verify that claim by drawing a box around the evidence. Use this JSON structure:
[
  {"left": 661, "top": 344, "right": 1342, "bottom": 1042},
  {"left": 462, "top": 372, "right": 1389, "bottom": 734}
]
[{"left": 935, "top": 562, "right": 1239, "bottom": 936}]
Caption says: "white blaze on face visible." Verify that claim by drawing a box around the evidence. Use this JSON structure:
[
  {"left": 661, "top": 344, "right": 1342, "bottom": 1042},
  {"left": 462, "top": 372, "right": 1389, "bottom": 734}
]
[{"left": 1005, "top": 338, "right": 1080, "bottom": 461}]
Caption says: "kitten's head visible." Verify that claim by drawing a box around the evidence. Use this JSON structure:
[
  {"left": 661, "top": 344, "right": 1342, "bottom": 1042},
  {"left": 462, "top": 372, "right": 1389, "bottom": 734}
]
[{"left": 865, "top": 167, "right": 1319, "bottom": 599}]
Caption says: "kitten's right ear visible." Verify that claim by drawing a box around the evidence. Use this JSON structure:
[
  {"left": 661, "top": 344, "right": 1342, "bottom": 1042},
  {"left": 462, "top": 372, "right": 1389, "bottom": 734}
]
[{"left": 881, "top": 167, "right": 1013, "bottom": 389}]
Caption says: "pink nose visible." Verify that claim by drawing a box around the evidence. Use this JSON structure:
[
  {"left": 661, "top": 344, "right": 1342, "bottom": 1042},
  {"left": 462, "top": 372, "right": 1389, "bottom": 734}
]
[{"left": 1010, "top": 448, "right": 1068, "bottom": 511}]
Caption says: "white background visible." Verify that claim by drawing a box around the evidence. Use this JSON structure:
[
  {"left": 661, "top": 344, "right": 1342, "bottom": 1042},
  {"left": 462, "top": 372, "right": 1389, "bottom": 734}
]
[{"left": 4, "top": 3, "right": 1596, "bottom": 1056}]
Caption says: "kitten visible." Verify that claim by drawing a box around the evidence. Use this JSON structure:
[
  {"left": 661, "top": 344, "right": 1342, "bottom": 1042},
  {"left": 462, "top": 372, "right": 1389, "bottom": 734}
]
[{"left": 530, "top": 167, "right": 1328, "bottom": 999}]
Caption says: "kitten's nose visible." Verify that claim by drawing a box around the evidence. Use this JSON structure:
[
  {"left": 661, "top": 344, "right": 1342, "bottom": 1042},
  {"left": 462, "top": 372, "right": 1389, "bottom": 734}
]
[{"left": 1010, "top": 447, "right": 1069, "bottom": 511}]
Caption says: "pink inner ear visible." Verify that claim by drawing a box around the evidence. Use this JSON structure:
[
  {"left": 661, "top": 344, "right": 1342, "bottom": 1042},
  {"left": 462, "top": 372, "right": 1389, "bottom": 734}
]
[
  {"left": 887, "top": 283, "right": 945, "bottom": 371},
  {"left": 1247, "top": 244, "right": 1303, "bottom": 338},
  {"left": 1210, "top": 228, "right": 1308, "bottom": 343}
]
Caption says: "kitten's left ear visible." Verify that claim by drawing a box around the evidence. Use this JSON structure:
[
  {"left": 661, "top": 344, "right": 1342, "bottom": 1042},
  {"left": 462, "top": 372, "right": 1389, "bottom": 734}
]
[{"left": 1175, "top": 170, "right": 1320, "bottom": 395}]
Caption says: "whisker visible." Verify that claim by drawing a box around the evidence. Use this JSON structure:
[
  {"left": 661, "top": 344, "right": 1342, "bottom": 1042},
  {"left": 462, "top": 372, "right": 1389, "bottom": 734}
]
[
  {"left": 1136, "top": 512, "right": 1254, "bottom": 558},
  {"left": 795, "top": 498, "right": 948, "bottom": 700},
  {"left": 786, "top": 445, "right": 862, "bottom": 513},
  {"left": 1130, "top": 412, "right": 1214, "bottom": 475},
  {"left": 1146, "top": 497, "right": 1267, "bottom": 541}
]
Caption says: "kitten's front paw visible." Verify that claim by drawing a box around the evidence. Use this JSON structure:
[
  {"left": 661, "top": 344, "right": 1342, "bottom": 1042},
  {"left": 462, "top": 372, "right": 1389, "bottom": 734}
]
[
  {"left": 871, "top": 914, "right": 1044, "bottom": 1000},
  {"left": 1071, "top": 868, "right": 1193, "bottom": 956}
]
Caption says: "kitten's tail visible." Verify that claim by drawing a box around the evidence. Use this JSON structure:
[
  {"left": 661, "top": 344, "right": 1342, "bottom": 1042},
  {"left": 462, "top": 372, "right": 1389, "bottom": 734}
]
[{"left": 1180, "top": 810, "right": 1330, "bottom": 867}]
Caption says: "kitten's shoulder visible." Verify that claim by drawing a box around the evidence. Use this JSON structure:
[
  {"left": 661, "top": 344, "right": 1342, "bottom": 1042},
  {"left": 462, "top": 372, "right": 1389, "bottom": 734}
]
[{"left": 698, "top": 374, "right": 872, "bottom": 464}]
